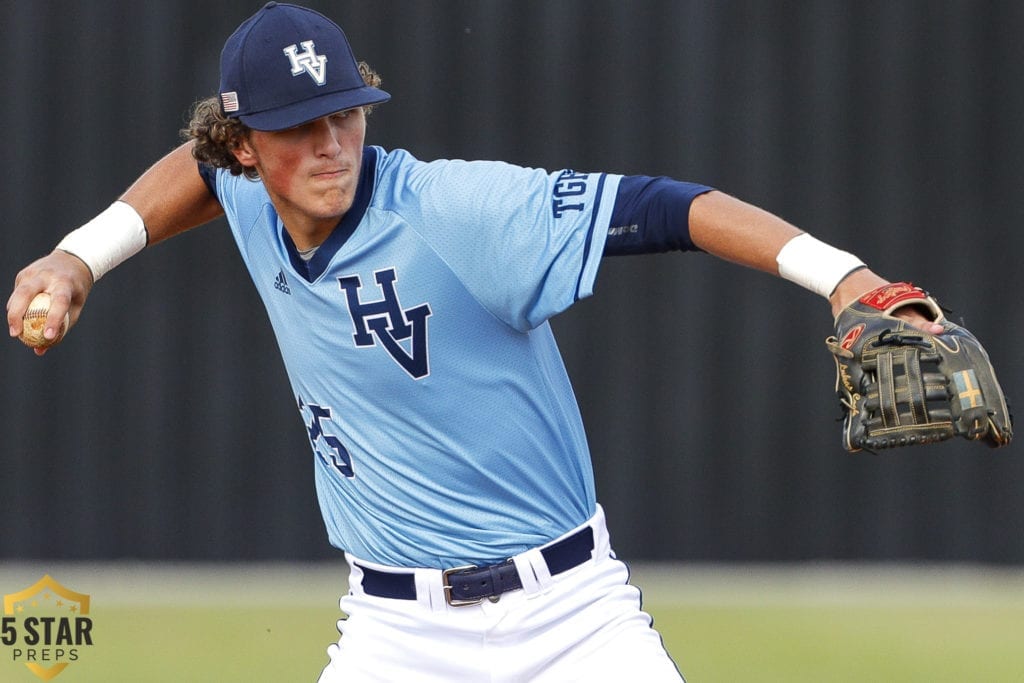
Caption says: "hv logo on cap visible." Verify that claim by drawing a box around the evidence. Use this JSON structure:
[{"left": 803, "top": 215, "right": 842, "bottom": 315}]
[{"left": 284, "top": 40, "right": 327, "bottom": 86}]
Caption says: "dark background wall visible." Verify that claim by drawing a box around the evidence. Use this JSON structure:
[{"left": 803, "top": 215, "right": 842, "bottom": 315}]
[{"left": 1, "top": 1, "right": 1021, "bottom": 563}]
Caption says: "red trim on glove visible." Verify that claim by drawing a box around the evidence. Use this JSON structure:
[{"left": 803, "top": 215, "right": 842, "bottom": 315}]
[{"left": 858, "top": 282, "right": 925, "bottom": 311}]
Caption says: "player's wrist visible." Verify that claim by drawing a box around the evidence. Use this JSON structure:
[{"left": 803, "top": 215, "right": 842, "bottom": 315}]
[
  {"left": 827, "top": 268, "right": 887, "bottom": 317},
  {"left": 775, "top": 233, "right": 866, "bottom": 300},
  {"left": 55, "top": 201, "right": 148, "bottom": 282}
]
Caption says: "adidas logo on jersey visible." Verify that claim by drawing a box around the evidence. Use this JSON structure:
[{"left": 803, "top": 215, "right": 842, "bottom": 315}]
[{"left": 274, "top": 270, "right": 292, "bottom": 295}]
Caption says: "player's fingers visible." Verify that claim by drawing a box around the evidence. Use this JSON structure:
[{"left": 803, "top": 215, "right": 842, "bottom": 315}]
[
  {"left": 893, "top": 308, "right": 945, "bottom": 335},
  {"left": 7, "top": 275, "right": 40, "bottom": 338},
  {"left": 7, "top": 280, "right": 68, "bottom": 339},
  {"left": 42, "top": 289, "right": 74, "bottom": 343},
  {"left": 7, "top": 305, "right": 22, "bottom": 338},
  {"left": 7, "top": 253, "right": 86, "bottom": 340}
]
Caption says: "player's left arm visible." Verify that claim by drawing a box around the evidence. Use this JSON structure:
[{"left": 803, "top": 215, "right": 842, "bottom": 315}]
[
  {"left": 686, "top": 190, "right": 943, "bottom": 333},
  {"left": 610, "top": 181, "right": 1010, "bottom": 449}
]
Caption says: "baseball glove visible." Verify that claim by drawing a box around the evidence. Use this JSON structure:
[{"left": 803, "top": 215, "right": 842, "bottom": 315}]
[{"left": 826, "top": 282, "right": 1012, "bottom": 452}]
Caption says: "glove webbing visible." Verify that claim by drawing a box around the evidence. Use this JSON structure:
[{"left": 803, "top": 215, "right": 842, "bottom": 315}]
[{"left": 866, "top": 349, "right": 952, "bottom": 434}]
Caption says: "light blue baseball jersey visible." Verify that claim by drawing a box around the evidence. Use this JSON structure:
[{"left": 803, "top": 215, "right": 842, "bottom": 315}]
[{"left": 207, "top": 146, "right": 621, "bottom": 568}]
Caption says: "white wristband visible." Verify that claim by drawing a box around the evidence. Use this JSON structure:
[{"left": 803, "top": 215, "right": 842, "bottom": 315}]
[
  {"left": 775, "top": 233, "right": 865, "bottom": 299},
  {"left": 55, "top": 201, "right": 148, "bottom": 282}
]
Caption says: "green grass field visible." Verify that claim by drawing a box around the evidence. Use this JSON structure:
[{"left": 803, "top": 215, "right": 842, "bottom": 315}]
[{"left": 2, "top": 562, "right": 1022, "bottom": 682}]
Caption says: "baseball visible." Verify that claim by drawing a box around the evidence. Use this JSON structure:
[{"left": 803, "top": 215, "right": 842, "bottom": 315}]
[{"left": 19, "top": 292, "right": 69, "bottom": 349}]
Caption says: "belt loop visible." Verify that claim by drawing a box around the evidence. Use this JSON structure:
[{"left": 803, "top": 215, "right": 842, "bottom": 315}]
[
  {"left": 512, "top": 547, "right": 551, "bottom": 595},
  {"left": 346, "top": 556, "right": 366, "bottom": 595},
  {"left": 414, "top": 568, "right": 447, "bottom": 612},
  {"left": 591, "top": 504, "right": 611, "bottom": 560}
]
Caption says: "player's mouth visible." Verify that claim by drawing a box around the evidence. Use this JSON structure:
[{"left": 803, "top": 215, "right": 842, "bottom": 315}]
[{"left": 312, "top": 168, "right": 347, "bottom": 179}]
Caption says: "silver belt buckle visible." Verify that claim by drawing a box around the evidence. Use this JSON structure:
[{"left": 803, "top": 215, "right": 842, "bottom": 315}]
[{"left": 442, "top": 565, "right": 483, "bottom": 607}]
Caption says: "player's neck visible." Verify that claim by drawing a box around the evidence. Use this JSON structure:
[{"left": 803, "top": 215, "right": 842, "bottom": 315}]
[{"left": 276, "top": 206, "right": 344, "bottom": 251}]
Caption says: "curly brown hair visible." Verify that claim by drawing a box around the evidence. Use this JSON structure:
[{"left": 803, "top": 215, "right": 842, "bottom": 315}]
[{"left": 182, "top": 61, "right": 384, "bottom": 179}]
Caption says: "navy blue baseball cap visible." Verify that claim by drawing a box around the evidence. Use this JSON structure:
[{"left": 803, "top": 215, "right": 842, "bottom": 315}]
[{"left": 218, "top": 2, "right": 390, "bottom": 131}]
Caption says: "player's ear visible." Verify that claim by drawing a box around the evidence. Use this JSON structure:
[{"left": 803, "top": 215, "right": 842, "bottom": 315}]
[{"left": 231, "top": 137, "right": 258, "bottom": 168}]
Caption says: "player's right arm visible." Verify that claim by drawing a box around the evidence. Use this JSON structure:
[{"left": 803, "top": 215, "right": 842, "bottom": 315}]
[
  {"left": 121, "top": 141, "right": 224, "bottom": 246},
  {"left": 7, "top": 141, "right": 223, "bottom": 353}
]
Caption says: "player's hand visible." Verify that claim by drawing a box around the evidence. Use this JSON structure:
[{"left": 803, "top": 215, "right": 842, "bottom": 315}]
[
  {"left": 7, "top": 250, "right": 94, "bottom": 355},
  {"left": 829, "top": 268, "right": 945, "bottom": 335}
]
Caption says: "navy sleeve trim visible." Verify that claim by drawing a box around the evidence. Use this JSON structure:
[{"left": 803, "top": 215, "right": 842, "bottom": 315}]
[
  {"left": 604, "top": 176, "right": 714, "bottom": 256},
  {"left": 197, "top": 162, "right": 218, "bottom": 198}
]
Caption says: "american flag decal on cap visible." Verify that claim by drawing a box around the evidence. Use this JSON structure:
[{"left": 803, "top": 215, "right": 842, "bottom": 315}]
[{"left": 221, "top": 91, "right": 240, "bottom": 113}]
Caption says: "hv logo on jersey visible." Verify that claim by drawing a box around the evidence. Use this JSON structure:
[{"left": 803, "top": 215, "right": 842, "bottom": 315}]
[{"left": 338, "top": 268, "right": 432, "bottom": 379}]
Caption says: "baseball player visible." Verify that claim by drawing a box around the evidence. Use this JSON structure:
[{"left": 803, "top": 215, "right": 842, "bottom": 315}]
[{"left": 7, "top": 3, "right": 944, "bottom": 681}]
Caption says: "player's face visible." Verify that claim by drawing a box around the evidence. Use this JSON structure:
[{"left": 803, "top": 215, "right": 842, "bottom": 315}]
[{"left": 234, "top": 108, "right": 367, "bottom": 246}]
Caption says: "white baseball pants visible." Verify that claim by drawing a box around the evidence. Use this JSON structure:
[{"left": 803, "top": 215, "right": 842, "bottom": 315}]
[{"left": 317, "top": 506, "right": 684, "bottom": 682}]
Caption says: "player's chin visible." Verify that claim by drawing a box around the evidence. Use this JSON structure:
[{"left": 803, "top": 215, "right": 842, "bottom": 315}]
[{"left": 309, "top": 191, "right": 356, "bottom": 219}]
